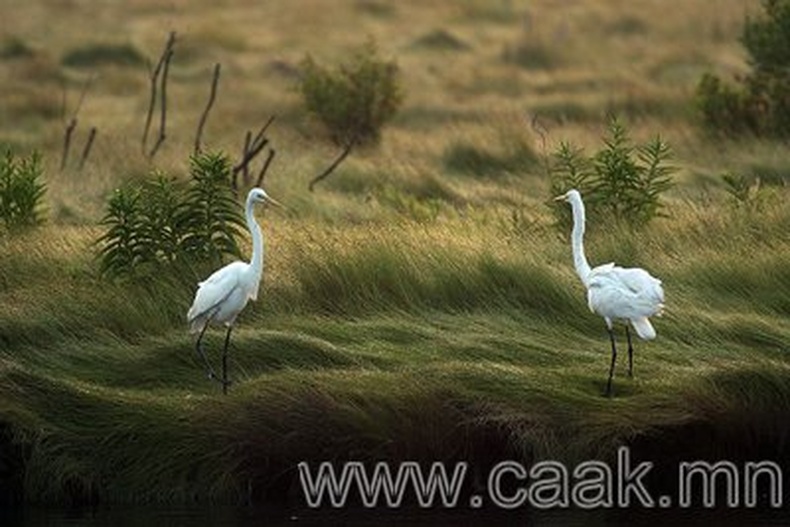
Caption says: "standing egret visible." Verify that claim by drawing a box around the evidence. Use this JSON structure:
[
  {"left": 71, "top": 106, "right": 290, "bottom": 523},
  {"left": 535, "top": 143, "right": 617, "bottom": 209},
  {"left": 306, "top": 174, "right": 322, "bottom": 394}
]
[
  {"left": 187, "top": 187, "right": 281, "bottom": 393},
  {"left": 555, "top": 189, "right": 664, "bottom": 396}
]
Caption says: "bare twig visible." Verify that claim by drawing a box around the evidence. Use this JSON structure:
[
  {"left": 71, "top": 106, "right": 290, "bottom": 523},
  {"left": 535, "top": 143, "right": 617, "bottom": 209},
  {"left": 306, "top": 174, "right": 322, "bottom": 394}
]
[
  {"left": 142, "top": 31, "right": 176, "bottom": 155},
  {"left": 148, "top": 47, "right": 173, "bottom": 159},
  {"left": 234, "top": 130, "right": 253, "bottom": 192},
  {"left": 194, "top": 63, "right": 221, "bottom": 155},
  {"left": 309, "top": 139, "right": 355, "bottom": 192},
  {"left": 78, "top": 127, "right": 97, "bottom": 171},
  {"left": 73, "top": 74, "right": 96, "bottom": 118},
  {"left": 59, "top": 75, "right": 95, "bottom": 171},
  {"left": 232, "top": 116, "right": 276, "bottom": 176},
  {"left": 255, "top": 149, "right": 276, "bottom": 187},
  {"left": 61, "top": 118, "right": 77, "bottom": 171},
  {"left": 529, "top": 112, "right": 551, "bottom": 179}
]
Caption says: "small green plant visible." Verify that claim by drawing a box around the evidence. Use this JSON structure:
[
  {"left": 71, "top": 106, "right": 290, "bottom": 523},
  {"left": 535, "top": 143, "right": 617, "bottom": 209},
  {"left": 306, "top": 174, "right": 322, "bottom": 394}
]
[
  {"left": 721, "top": 173, "right": 765, "bottom": 210},
  {"left": 300, "top": 40, "right": 404, "bottom": 148},
  {"left": 549, "top": 117, "right": 675, "bottom": 229},
  {"left": 0, "top": 150, "right": 46, "bottom": 231},
  {"left": 176, "top": 153, "right": 246, "bottom": 265},
  {"left": 96, "top": 187, "right": 145, "bottom": 277},
  {"left": 96, "top": 152, "right": 246, "bottom": 278},
  {"left": 696, "top": 0, "right": 790, "bottom": 137}
]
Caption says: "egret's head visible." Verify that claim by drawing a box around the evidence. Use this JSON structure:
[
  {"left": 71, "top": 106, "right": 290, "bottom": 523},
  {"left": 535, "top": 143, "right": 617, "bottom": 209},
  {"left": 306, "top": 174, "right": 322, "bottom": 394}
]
[
  {"left": 553, "top": 189, "right": 581, "bottom": 203},
  {"left": 248, "top": 187, "right": 283, "bottom": 208}
]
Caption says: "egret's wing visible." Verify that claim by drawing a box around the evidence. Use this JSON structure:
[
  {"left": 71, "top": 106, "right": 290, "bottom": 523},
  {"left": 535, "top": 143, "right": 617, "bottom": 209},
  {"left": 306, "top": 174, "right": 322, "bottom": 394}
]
[
  {"left": 187, "top": 262, "right": 245, "bottom": 328},
  {"left": 589, "top": 262, "right": 615, "bottom": 277},
  {"left": 611, "top": 267, "right": 664, "bottom": 304},
  {"left": 587, "top": 269, "right": 663, "bottom": 321}
]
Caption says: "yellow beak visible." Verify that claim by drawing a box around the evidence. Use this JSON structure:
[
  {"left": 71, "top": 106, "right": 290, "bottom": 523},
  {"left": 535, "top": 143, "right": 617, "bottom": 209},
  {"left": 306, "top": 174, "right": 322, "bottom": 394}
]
[{"left": 265, "top": 196, "right": 285, "bottom": 209}]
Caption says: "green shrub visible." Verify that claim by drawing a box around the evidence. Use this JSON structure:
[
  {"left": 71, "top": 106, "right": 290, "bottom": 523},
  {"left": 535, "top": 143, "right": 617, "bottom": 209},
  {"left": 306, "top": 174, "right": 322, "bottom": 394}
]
[
  {"left": 0, "top": 36, "right": 34, "bottom": 59},
  {"left": 549, "top": 117, "right": 675, "bottom": 229},
  {"left": 62, "top": 43, "right": 145, "bottom": 68},
  {"left": 96, "top": 187, "right": 146, "bottom": 277},
  {"left": 96, "top": 152, "right": 246, "bottom": 279},
  {"left": 175, "top": 152, "right": 246, "bottom": 265},
  {"left": 696, "top": 0, "right": 790, "bottom": 137},
  {"left": 443, "top": 141, "right": 537, "bottom": 178},
  {"left": 0, "top": 150, "right": 46, "bottom": 230},
  {"left": 721, "top": 173, "right": 766, "bottom": 210},
  {"left": 300, "top": 40, "right": 404, "bottom": 147}
]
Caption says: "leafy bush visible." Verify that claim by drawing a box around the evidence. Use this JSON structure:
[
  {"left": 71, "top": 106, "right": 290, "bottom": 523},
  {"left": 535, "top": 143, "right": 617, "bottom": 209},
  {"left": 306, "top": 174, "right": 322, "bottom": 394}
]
[
  {"left": 300, "top": 40, "right": 404, "bottom": 147},
  {"left": 96, "top": 152, "right": 246, "bottom": 279},
  {"left": 96, "top": 187, "right": 145, "bottom": 277},
  {"left": 721, "top": 173, "right": 766, "bottom": 210},
  {"left": 175, "top": 153, "right": 246, "bottom": 265},
  {"left": 443, "top": 141, "right": 537, "bottom": 178},
  {"left": 62, "top": 43, "right": 145, "bottom": 68},
  {"left": 549, "top": 117, "right": 675, "bottom": 229},
  {"left": 0, "top": 36, "right": 34, "bottom": 59},
  {"left": 0, "top": 150, "right": 46, "bottom": 231},
  {"left": 696, "top": 0, "right": 790, "bottom": 137}
]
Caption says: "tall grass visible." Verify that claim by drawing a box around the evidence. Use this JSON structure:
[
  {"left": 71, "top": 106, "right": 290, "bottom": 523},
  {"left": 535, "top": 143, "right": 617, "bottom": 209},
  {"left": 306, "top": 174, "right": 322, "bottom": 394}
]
[{"left": 0, "top": 191, "right": 788, "bottom": 504}]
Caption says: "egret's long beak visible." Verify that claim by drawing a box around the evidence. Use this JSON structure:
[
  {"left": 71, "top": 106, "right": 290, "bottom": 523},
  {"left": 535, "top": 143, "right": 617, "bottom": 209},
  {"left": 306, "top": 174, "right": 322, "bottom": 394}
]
[
  {"left": 265, "top": 196, "right": 284, "bottom": 209},
  {"left": 553, "top": 194, "right": 566, "bottom": 202}
]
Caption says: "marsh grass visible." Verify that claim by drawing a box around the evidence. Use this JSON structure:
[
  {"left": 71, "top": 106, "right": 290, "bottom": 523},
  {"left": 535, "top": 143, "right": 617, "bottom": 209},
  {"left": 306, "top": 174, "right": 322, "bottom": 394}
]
[{"left": 1, "top": 192, "right": 789, "bottom": 504}]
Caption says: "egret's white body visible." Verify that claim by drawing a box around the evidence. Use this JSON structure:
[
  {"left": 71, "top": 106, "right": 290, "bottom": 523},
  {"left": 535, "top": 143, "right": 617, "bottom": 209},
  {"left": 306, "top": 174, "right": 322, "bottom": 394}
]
[
  {"left": 556, "top": 189, "right": 664, "bottom": 395},
  {"left": 187, "top": 187, "right": 278, "bottom": 392}
]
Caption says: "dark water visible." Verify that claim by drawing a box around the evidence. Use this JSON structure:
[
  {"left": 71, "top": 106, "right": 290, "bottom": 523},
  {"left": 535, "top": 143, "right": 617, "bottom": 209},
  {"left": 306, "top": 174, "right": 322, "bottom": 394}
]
[{"left": 1, "top": 506, "right": 787, "bottom": 527}]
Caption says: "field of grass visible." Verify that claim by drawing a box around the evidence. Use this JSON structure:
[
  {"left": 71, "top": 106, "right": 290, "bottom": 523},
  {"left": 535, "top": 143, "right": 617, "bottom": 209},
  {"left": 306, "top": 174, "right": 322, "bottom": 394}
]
[{"left": 1, "top": 0, "right": 789, "bottom": 510}]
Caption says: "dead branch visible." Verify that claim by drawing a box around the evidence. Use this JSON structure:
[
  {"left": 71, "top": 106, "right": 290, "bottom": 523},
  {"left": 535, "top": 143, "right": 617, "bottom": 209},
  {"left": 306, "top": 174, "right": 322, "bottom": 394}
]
[
  {"left": 142, "top": 31, "right": 176, "bottom": 155},
  {"left": 148, "top": 47, "right": 174, "bottom": 159},
  {"left": 78, "top": 127, "right": 97, "bottom": 171},
  {"left": 309, "top": 139, "right": 355, "bottom": 192},
  {"left": 255, "top": 149, "right": 276, "bottom": 188},
  {"left": 59, "top": 75, "right": 95, "bottom": 171},
  {"left": 236, "top": 130, "right": 252, "bottom": 191},
  {"left": 194, "top": 63, "right": 221, "bottom": 155},
  {"left": 61, "top": 118, "right": 77, "bottom": 171},
  {"left": 232, "top": 115, "right": 275, "bottom": 172}
]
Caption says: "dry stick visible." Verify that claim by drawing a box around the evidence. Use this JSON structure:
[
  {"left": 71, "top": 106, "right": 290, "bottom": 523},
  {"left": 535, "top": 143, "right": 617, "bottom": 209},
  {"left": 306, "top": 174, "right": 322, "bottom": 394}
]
[
  {"left": 231, "top": 116, "right": 275, "bottom": 176},
  {"left": 148, "top": 47, "right": 173, "bottom": 159},
  {"left": 308, "top": 139, "right": 355, "bottom": 192},
  {"left": 142, "top": 32, "right": 175, "bottom": 155},
  {"left": 61, "top": 118, "right": 77, "bottom": 171},
  {"left": 60, "top": 75, "right": 95, "bottom": 171},
  {"left": 233, "top": 130, "right": 253, "bottom": 193},
  {"left": 255, "top": 149, "right": 276, "bottom": 187},
  {"left": 194, "top": 63, "right": 221, "bottom": 155},
  {"left": 78, "top": 127, "right": 97, "bottom": 171},
  {"left": 250, "top": 115, "right": 275, "bottom": 151}
]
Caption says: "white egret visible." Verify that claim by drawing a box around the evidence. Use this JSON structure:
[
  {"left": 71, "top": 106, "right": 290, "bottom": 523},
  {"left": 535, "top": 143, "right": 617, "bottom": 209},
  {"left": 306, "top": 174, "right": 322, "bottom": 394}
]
[
  {"left": 187, "top": 187, "right": 281, "bottom": 393},
  {"left": 555, "top": 189, "right": 664, "bottom": 396}
]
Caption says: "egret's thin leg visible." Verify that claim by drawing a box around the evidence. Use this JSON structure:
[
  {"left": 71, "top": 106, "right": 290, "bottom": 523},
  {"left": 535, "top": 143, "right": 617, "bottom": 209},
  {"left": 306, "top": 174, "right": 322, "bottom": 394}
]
[
  {"left": 625, "top": 325, "right": 634, "bottom": 378},
  {"left": 195, "top": 321, "right": 219, "bottom": 381},
  {"left": 221, "top": 325, "right": 233, "bottom": 395},
  {"left": 606, "top": 328, "right": 617, "bottom": 397}
]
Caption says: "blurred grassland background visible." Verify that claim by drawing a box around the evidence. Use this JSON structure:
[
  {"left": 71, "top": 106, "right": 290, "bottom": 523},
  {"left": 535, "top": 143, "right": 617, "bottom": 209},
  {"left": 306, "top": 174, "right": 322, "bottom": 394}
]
[{"left": 1, "top": 0, "right": 789, "bottom": 506}]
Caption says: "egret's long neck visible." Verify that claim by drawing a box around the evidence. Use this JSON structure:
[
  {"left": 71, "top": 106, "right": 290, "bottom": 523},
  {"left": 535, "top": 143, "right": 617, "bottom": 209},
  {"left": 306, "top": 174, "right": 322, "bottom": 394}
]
[
  {"left": 246, "top": 197, "right": 264, "bottom": 278},
  {"left": 569, "top": 195, "right": 592, "bottom": 284}
]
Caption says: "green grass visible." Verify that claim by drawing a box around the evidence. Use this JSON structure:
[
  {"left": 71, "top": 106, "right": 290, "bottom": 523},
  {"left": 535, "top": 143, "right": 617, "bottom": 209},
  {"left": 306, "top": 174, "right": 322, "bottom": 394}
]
[{"left": 0, "top": 196, "right": 788, "bottom": 505}]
